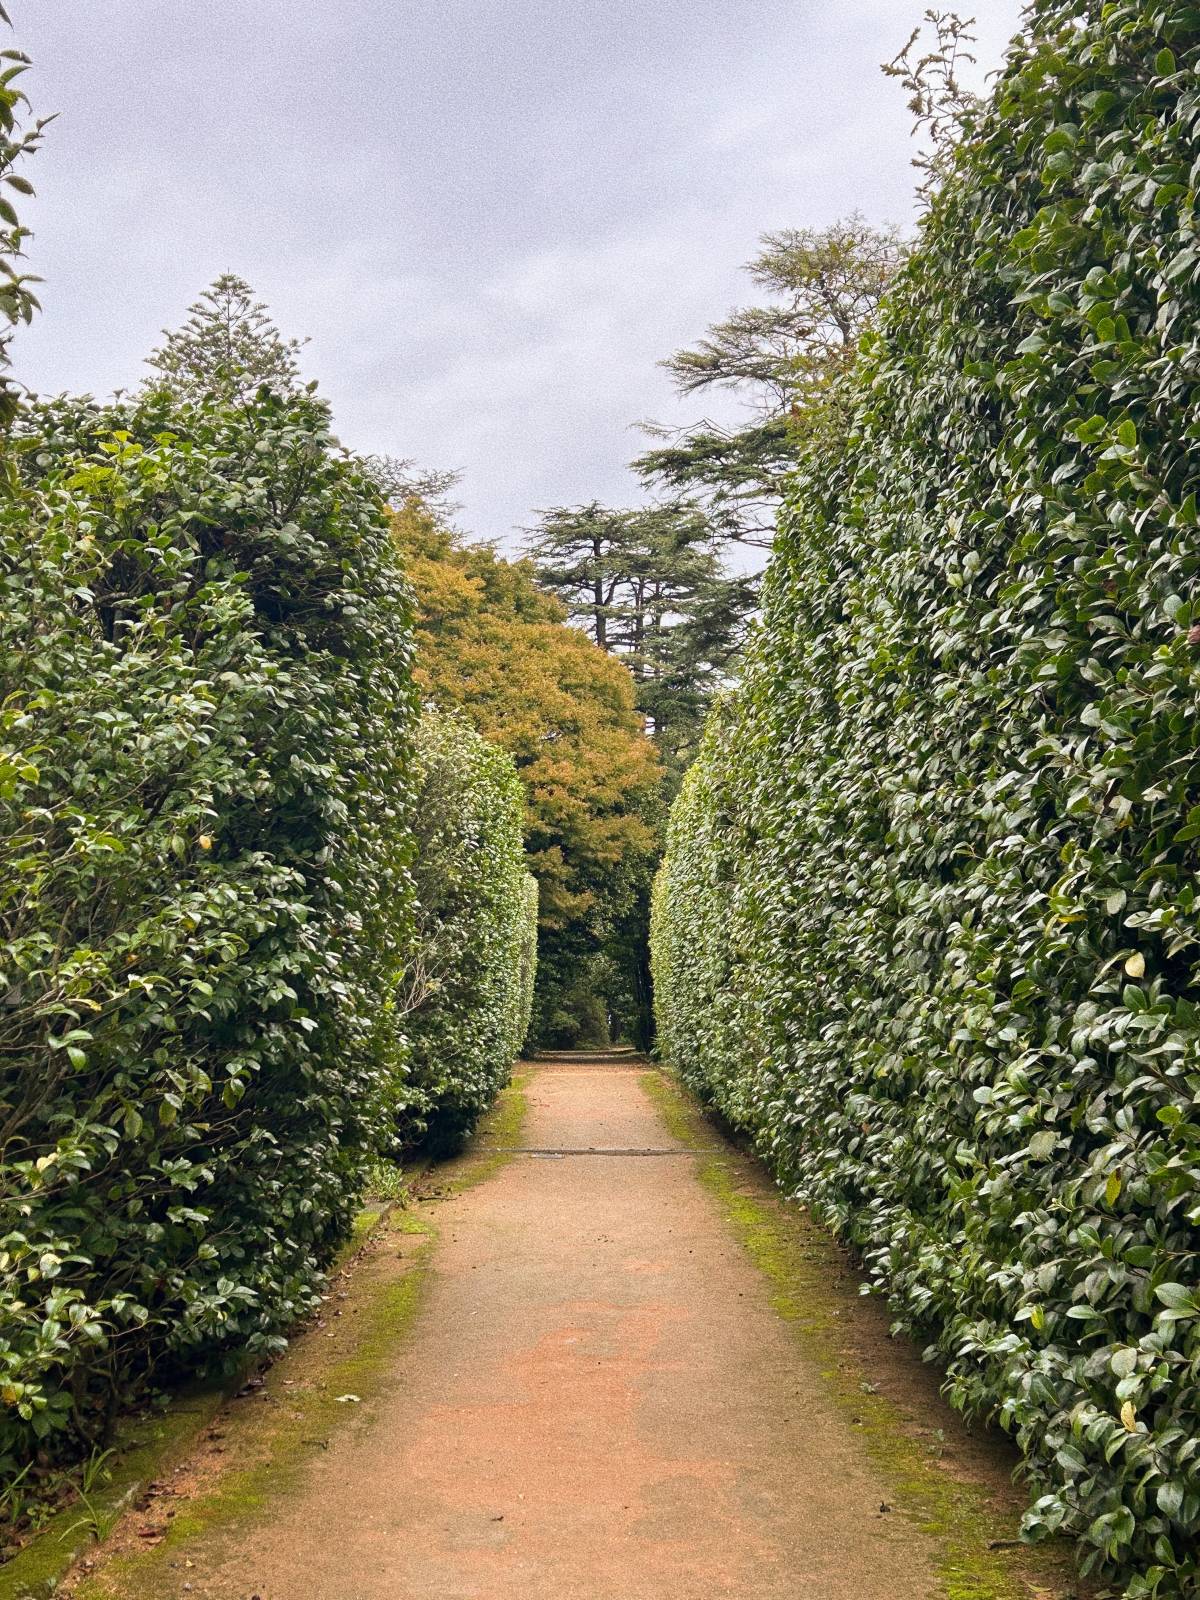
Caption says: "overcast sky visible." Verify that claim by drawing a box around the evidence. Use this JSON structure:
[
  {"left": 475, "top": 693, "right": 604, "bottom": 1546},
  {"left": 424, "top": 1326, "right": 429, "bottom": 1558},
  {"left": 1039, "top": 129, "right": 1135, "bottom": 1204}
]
[{"left": 15, "top": 1, "right": 1026, "bottom": 547}]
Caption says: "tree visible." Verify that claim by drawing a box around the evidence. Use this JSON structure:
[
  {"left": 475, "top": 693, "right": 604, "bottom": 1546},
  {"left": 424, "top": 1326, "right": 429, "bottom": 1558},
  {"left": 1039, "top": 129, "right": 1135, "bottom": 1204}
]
[
  {"left": 0, "top": 8, "right": 49, "bottom": 432},
  {"left": 362, "top": 454, "right": 462, "bottom": 515},
  {"left": 524, "top": 501, "right": 632, "bottom": 650},
  {"left": 143, "top": 274, "right": 307, "bottom": 405},
  {"left": 526, "top": 500, "right": 755, "bottom": 776},
  {"left": 634, "top": 216, "right": 907, "bottom": 549},
  {"left": 391, "top": 497, "right": 661, "bottom": 1045}
]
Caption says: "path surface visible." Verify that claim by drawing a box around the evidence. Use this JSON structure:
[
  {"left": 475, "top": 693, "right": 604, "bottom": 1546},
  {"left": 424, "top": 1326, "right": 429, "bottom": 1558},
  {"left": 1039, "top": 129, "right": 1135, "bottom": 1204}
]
[
  {"left": 191, "top": 1054, "right": 928, "bottom": 1599},
  {"left": 70, "top": 1054, "right": 1074, "bottom": 1600}
]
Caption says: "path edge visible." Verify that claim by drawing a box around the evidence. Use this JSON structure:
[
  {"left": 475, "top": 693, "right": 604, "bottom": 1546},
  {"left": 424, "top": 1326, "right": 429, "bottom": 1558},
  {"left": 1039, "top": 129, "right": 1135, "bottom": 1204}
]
[
  {"left": 641, "top": 1063, "right": 1091, "bottom": 1600},
  {"left": 0, "top": 1072, "right": 530, "bottom": 1600}
]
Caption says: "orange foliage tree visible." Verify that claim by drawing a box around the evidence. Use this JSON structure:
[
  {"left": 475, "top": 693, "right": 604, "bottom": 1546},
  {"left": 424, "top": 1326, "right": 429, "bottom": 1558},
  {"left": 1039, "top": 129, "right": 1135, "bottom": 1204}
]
[{"left": 392, "top": 498, "right": 661, "bottom": 1044}]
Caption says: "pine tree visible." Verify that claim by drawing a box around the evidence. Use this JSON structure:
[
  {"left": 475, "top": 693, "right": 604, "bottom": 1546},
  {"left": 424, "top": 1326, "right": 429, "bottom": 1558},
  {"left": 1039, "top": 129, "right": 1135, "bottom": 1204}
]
[
  {"left": 143, "top": 274, "right": 308, "bottom": 405},
  {"left": 633, "top": 216, "right": 906, "bottom": 549},
  {"left": 526, "top": 500, "right": 754, "bottom": 776}
]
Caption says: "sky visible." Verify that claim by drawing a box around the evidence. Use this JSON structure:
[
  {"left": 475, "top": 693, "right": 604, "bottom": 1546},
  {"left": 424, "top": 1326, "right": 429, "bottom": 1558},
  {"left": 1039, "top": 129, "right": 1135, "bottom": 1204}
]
[{"left": 15, "top": 1, "right": 1026, "bottom": 548}]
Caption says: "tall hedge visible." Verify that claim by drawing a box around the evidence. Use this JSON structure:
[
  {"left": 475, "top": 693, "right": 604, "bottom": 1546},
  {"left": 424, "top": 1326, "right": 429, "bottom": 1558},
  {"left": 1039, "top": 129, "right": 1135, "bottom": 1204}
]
[
  {"left": 400, "top": 708, "right": 537, "bottom": 1150},
  {"left": 652, "top": 5, "right": 1200, "bottom": 1594},
  {"left": 0, "top": 388, "right": 416, "bottom": 1470}
]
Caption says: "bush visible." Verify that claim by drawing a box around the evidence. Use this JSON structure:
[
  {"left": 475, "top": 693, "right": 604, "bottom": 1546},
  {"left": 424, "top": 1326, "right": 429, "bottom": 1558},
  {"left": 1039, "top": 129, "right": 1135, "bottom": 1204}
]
[
  {"left": 0, "top": 388, "right": 416, "bottom": 1471},
  {"left": 400, "top": 708, "right": 537, "bottom": 1150},
  {"left": 653, "top": 6, "right": 1200, "bottom": 1594}
]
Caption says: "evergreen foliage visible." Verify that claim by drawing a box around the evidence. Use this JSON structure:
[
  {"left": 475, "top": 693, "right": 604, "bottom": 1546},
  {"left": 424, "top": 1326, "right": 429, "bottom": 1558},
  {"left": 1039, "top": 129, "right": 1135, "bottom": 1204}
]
[
  {"left": 143, "top": 275, "right": 307, "bottom": 406},
  {"left": 526, "top": 500, "right": 755, "bottom": 775},
  {"left": 653, "top": 6, "right": 1200, "bottom": 1593},
  {"left": 0, "top": 384, "right": 417, "bottom": 1472},
  {"left": 633, "top": 217, "right": 906, "bottom": 551},
  {"left": 400, "top": 708, "right": 537, "bottom": 1151},
  {"left": 0, "top": 8, "right": 47, "bottom": 432}
]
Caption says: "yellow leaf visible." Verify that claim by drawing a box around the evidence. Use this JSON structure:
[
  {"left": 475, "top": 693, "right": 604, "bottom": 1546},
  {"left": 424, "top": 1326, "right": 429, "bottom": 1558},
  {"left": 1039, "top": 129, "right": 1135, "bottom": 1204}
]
[
  {"left": 1121, "top": 1400, "right": 1137, "bottom": 1432},
  {"left": 1106, "top": 1171, "right": 1122, "bottom": 1206},
  {"left": 198, "top": 834, "right": 213, "bottom": 851},
  {"left": 1125, "top": 951, "right": 1145, "bottom": 978}
]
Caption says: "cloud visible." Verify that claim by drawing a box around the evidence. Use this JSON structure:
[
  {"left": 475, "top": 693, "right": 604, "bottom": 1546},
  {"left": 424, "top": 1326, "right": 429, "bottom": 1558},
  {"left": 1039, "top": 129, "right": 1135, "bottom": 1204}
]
[{"left": 14, "top": 0, "right": 1028, "bottom": 546}]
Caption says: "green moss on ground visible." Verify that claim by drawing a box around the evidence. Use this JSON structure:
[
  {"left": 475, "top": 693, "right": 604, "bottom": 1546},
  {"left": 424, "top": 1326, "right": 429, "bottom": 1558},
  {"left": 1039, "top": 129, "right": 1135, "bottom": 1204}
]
[
  {"left": 0, "top": 1395, "right": 233, "bottom": 1600},
  {"left": 642, "top": 1067, "right": 1085, "bottom": 1600}
]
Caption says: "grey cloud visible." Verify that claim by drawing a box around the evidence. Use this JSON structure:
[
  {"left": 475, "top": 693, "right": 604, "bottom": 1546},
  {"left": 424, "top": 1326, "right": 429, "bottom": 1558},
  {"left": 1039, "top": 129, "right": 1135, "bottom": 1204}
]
[{"left": 16, "top": 0, "right": 1026, "bottom": 545}]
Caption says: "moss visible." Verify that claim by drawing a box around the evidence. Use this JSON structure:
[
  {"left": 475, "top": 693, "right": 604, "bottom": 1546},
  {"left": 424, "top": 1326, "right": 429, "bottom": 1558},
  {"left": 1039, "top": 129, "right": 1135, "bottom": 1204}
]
[
  {"left": 0, "top": 1396, "right": 232, "bottom": 1600},
  {"left": 642, "top": 1068, "right": 1085, "bottom": 1600},
  {"left": 60, "top": 1075, "right": 530, "bottom": 1600}
]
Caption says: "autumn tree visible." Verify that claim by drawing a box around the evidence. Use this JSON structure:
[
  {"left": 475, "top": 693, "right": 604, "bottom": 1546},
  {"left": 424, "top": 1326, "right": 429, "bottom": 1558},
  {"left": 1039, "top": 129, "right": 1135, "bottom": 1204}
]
[
  {"left": 633, "top": 216, "right": 906, "bottom": 549},
  {"left": 392, "top": 496, "right": 661, "bottom": 1045},
  {"left": 143, "top": 274, "right": 307, "bottom": 405}
]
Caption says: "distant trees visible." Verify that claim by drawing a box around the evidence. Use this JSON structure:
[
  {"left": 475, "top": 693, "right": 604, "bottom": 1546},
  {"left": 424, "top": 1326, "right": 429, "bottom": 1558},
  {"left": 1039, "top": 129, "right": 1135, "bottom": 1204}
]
[
  {"left": 522, "top": 218, "right": 907, "bottom": 782},
  {"left": 391, "top": 496, "right": 660, "bottom": 1046},
  {"left": 634, "top": 217, "right": 906, "bottom": 550},
  {"left": 526, "top": 500, "right": 754, "bottom": 775},
  {"left": 143, "top": 274, "right": 308, "bottom": 405}
]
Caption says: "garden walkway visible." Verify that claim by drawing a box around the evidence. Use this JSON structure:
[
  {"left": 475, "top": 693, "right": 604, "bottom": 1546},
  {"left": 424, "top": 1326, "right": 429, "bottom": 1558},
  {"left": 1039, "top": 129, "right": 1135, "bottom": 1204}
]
[{"left": 68, "top": 1054, "right": 1079, "bottom": 1600}]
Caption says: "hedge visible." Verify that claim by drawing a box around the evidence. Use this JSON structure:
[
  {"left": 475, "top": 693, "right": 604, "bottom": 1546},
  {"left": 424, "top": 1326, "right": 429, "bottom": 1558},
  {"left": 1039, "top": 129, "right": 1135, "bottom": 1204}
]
[
  {"left": 0, "top": 387, "right": 417, "bottom": 1472},
  {"left": 652, "top": 5, "right": 1200, "bottom": 1594},
  {"left": 400, "top": 708, "right": 537, "bottom": 1151}
]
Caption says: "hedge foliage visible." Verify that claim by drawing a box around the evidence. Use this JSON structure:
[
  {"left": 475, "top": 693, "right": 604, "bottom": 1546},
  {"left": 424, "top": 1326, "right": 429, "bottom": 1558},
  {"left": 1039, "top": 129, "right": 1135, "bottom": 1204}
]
[
  {"left": 652, "top": 5, "right": 1200, "bottom": 1594},
  {"left": 400, "top": 707, "right": 537, "bottom": 1150},
  {"left": 0, "top": 387, "right": 417, "bottom": 1471}
]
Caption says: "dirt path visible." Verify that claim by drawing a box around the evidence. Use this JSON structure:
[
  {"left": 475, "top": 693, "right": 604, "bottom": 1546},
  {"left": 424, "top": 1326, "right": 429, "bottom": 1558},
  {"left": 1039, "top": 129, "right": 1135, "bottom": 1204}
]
[{"left": 68, "top": 1055, "right": 1081, "bottom": 1600}]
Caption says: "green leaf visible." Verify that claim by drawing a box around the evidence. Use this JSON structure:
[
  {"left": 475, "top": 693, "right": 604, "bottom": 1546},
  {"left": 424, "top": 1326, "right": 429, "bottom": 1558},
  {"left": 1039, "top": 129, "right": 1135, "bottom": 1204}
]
[{"left": 1154, "top": 1283, "right": 1193, "bottom": 1311}]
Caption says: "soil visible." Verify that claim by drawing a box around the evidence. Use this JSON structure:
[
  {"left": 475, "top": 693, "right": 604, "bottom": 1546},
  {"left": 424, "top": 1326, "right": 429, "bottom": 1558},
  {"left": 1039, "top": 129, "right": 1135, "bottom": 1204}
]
[{"left": 64, "top": 1054, "right": 1084, "bottom": 1600}]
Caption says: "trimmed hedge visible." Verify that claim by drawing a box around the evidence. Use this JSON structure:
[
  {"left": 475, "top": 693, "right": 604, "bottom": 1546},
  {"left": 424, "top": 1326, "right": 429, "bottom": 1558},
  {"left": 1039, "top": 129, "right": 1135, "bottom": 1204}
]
[
  {"left": 400, "top": 708, "right": 537, "bottom": 1151},
  {"left": 652, "top": 5, "right": 1200, "bottom": 1595},
  {"left": 0, "top": 388, "right": 416, "bottom": 1471}
]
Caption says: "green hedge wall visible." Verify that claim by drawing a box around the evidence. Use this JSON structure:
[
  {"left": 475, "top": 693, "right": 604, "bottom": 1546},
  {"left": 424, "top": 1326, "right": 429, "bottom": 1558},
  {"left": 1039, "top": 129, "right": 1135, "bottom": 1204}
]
[
  {"left": 652, "top": 5, "right": 1200, "bottom": 1594},
  {"left": 401, "top": 708, "right": 537, "bottom": 1150},
  {"left": 0, "top": 388, "right": 416, "bottom": 1471}
]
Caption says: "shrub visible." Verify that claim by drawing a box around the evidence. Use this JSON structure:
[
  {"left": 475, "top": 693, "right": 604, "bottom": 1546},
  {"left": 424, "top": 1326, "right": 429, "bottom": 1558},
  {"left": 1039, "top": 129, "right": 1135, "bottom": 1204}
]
[
  {"left": 0, "top": 387, "right": 416, "bottom": 1471},
  {"left": 400, "top": 708, "right": 537, "bottom": 1150},
  {"left": 653, "top": 6, "right": 1200, "bottom": 1594}
]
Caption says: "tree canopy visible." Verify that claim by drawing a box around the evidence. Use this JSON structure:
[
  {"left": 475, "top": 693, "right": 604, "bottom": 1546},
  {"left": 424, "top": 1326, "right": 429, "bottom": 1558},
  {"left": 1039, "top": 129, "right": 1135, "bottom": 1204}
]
[
  {"left": 633, "top": 216, "right": 906, "bottom": 550},
  {"left": 143, "top": 274, "right": 308, "bottom": 406},
  {"left": 391, "top": 496, "right": 660, "bottom": 1044},
  {"left": 526, "top": 499, "right": 755, "bottom": 776}
]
